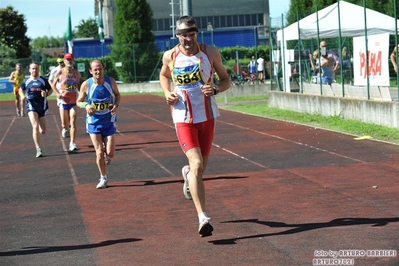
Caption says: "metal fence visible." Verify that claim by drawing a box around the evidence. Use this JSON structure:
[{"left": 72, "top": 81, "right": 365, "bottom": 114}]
[
  {"left": 0, "top": 58, "right": 32, "bottom": 79},
  {"left": 269, "top": 1, "right": 399, "bottom": 100}
]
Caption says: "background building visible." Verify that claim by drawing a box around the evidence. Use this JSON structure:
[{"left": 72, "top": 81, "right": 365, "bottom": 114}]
[
  {"left": 97, "top": 0, "right": 116, "bottom": 38},
  {"left": 74, "top": 0, "right": 271, "bottom": 58},
  {"left": 97, "top": 0, "right": 270, "bottom": 44}
]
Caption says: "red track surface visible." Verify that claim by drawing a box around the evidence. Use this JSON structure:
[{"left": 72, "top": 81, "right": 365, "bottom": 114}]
[{"left": 1, "top": 94, "right": 398, "bottom": 265}]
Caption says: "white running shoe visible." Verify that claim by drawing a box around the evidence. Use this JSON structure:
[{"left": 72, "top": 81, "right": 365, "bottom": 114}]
[
  {"left": 96, "top": 177, "right": 108, "bottom": 189},
  {"left": 62, "top": 128, "right": 68, "bottom": 138},
  {"left": 36, "top": 148, "right": 43, "bottom": 158},
  {"left": 198, "top": 218, "right": 213, "bottom": 237},
  {"left": 69, "top": 142, "right": 78, "bottom": 151},
  {"left": 182, "top": 165, "right": 192, "bottom": 200}
]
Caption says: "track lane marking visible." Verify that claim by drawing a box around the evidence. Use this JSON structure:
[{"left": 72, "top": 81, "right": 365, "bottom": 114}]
[
  {"left": 127, "top": 109, "right": 269, "bottom": 169},
  {"left": 0, "top": 117, "right": 15, "bottom": 147},
  {"left": 218, "top": 120, "right": 367, "bottom": 164},
  {"left": 53, "top": 115, "right": 79, "bottom": 185}
]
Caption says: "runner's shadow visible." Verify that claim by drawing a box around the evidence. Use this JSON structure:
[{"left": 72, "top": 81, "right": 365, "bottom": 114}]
[
  {"left": 204, "top": 176, "right": 249, "bottom": 182},
  {"left": 115, "top": 140, "right": 178, "bottom": 147},
  {"left": 108, "top": 175, "right": 249, "bottom": 188},
  {"left": 117, "top": 129, "right": 158, "bottom": 134},
  {"left": 87, "top": 140, "right": 178, "bottom": 149},
  {"left": 0, "top": 114, "right": 18, "bottom": 117},
  {"left": 34, "top": 150, "right": 96, "bottom": 157},
  {"left": 65, "top": 147, "right": 146, "bottom": 154},
  {"left": 209, "top": 217, "right": 399, "bottom": 245},
  {"left": 0, "top": 238, "right": 141, "bottom": 256}
]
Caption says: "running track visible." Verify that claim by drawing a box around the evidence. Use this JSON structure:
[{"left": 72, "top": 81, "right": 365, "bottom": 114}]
[{"left": 0, "top": 94, "right": 398, "bottom": 265}]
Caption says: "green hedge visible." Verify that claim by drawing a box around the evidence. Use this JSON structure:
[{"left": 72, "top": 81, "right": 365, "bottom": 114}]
[
  {"left": 45, "top": 57, "right": 119, "bottom": 81},
  {"left": 43, "top": 45, "right": 272, "bottom": 82}
]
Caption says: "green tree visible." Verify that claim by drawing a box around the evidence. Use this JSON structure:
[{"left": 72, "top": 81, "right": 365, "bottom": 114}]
[
  {"left": 385, "top": 0, "right": 399, "bottom": 18},
  {"left": 0, "top": 43, "right": 17, "bottom": 76},
  {"left": 0, "top": 6, "right": 31, "bottom": 58},
  {"left": 286, "top": 0, "right": 396, "bottom": 24},
  {"left": 31, "top": 36, "right": 64, "bottom": 50},
  {"left": 111, "top": 0, "right": 159, "bottom": 82},
  {"left": 286, "top": 0, "right": 314, "bottom": 25},
  {"left": 75, "top": 18, "right": 98, "bottom": 38}
]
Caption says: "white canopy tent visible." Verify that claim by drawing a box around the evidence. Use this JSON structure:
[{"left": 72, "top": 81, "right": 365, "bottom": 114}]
[
  {"left": 277, "top": 0, "right": 398, "bottom": 41},
  {"left": 275, "top": 0, "right": 398, "bottom": 92}
]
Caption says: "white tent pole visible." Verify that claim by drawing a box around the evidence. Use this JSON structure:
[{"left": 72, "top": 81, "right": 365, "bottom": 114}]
[
  {"left": 337, "top": 1, "right": 345, "bottom": 96},
  {"left": 363, "top": 0, "right": 370, "bottom": 99},
  {"left": 316, "top": 6, "right": 322, "bottom": 95},
  {"left": 296, "top": 10, "right": 302, "bottom": 93},
  {"left": 395, "top": 0, "right": 399, "bottom": 95},
  {"left": 281, "top": 13, "right": 288, "bottom": 92}
]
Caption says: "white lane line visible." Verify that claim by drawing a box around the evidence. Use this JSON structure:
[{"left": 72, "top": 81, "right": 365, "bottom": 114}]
[
  {"left": 0, "top": 117, "right": 15, "bottom": 147},
  {"left": 218, "top": 120, "right": 367, "bottom": 164},
  {"left": 53, "top": 115, "right": 79, "bottom": 185},
  {"left": 211, "top": 142, "right": 268, "bottom": 168},
  {"left": 140, "top": 149, "right": 175, "bottom": 177},
  {"left": 129, "top": 109, "right": 175, "bottom": 129},
  {"left": 118, "top": 110, "right": 176, "bottom": 176},
  {"left": 128, "top": 109, "right": 269, "bottom": 169}
]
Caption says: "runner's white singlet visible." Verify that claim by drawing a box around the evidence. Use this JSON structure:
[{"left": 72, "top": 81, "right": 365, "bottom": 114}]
[{"left": 170, "top": 44, "right": 220, "bottom": 124}]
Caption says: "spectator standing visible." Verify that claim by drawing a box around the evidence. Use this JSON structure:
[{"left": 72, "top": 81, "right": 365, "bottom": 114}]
[
  {"left": 257, "top": 55, "right": 265, "bottom": 83},
  {"left": 248, "top": 56, "right": 257, "bottom": 74},
  {"left": 309, "top": 50, "right": 320, "bottom": 83},
  {"left": 248, "top": 56, "right": 257, "bottom": 83},
  {"left": 390, "top": 44, "right": 399, "bottom": 74},
  {"left": 319, "top": 52, "right": 335, "bottom": 85},
  {"left": 320, "top": 40, "right": 340, "bottom": 81}
]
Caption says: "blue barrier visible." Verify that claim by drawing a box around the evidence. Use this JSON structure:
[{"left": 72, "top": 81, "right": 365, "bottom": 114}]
[{"left": 0, "top": 79, "right": 13, "bottom": 93}]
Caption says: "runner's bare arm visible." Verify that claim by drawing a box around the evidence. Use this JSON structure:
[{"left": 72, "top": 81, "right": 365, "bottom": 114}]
[{"left": 159, "top": 49, "right": 178, "bottom": 105}]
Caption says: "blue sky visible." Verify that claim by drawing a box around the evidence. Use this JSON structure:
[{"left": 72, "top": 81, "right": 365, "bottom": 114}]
[
  {"left": 270, "top": 0, "right": 290, "bottom": 18},
  {"left": 2, "top": 0, "right": 290, "bottom": 39},
  {"left": 2, "top": 0, "right": 94, "bottom": 39}
]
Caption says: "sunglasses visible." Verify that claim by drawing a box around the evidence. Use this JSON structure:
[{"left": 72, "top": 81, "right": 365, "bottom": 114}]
[{"left": 178, "top": 33, "right": 197, "bottom": 39}]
